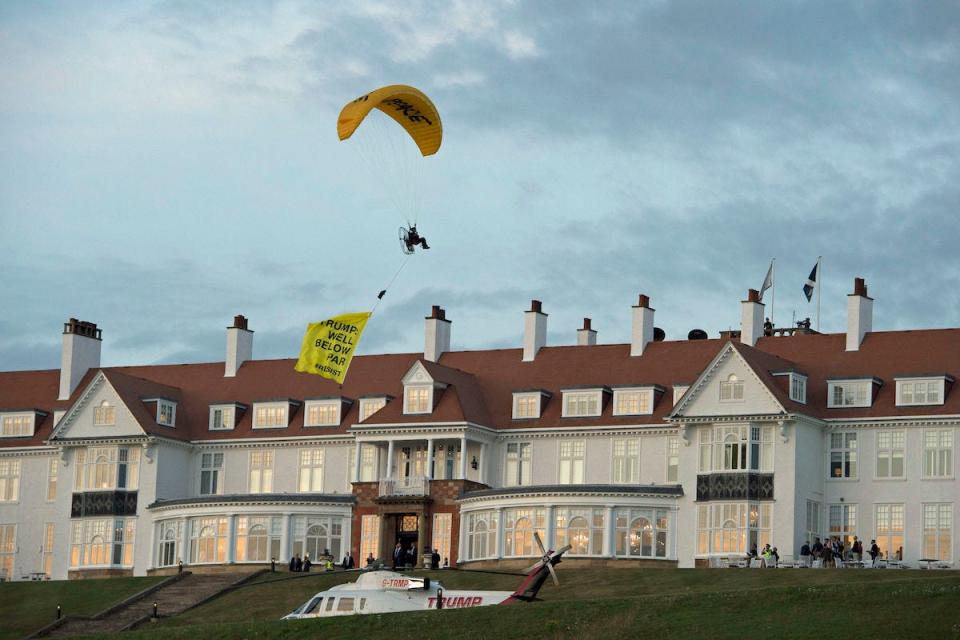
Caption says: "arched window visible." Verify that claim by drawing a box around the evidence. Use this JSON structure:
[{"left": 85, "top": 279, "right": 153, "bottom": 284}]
[
  {"left": 160, "top": 528, "right": 177, "bottom": 567},
  {"left": 305, "top": 524, "right": 327, "bottom": 562},
  {"left": 88, "top": 535, "right": 107, "bottom": 565},
  {"left": 196, "top": 526, "right": 216, "bottom": 563},
  {"left": 247, "top": 524, "right": 268, "bottom": 562},
  {"left": 720, "top": 519, "right": 739, "bottom": 553},
  {"left": 94, "top": 454, "right": 112, "bottom": 489},
  {"left": 629, "top": 517, "right": 653, "bottom": 557},
  {"left": 472, "top": 520, "right": 488, "bottom": 559}
]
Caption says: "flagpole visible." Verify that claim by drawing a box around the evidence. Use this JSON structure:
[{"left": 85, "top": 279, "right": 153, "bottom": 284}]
[
  {"left": 816, "top": 256, "right": 822, "bottom": 332},
  {"left": 771, "top": 258, "right": 776, "bottom": 330}
]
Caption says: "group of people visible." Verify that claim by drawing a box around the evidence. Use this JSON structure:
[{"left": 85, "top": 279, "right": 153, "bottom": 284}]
[
  {"left": 288, "top": 550, "right": 342, "bottom": 573},
  {"left": 391, "top": 543, "right": 448, "bottom": 570},
  {"left": 798, "top": 536, "right": 886, "bottom": 567},
  {"left": 748, "top": 543, "right": 780, "bottom": 566}
]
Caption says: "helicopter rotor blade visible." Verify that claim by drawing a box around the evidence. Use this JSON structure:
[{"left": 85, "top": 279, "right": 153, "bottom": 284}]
[
  {"left": 546, "top": 561, "right": 560, "bottom": 586},
  {"left": 534, "top": 532, "right": 546, "bottom": 555}
]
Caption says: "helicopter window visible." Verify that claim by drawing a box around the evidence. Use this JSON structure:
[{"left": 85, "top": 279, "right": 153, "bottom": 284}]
[
  {"left": 325, "top": 598, "right": 335, "bottom": 612},
  {"left": 359, "top": 597, "right": 367, "bottom": 610},
  {"left": 337, "top": 597, "right": 355, "bottom": 612},
  {"left": 302, "top": 597, "right": 322, "bottom": 615}
]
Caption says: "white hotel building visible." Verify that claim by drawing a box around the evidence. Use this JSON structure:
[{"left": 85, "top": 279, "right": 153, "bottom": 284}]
[{"left": 0, "top": 278, "right": 955, "bottom": 580}]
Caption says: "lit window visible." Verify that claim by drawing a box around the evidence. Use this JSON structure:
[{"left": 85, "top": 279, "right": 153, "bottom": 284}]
[
  {"left": 562, "top": 391, "right": 601, "bottom": 417},
  {"left": 235, "top": 516, "right": 281, "bottom": 563},
  {"left": 1, "top": 414, "right": 33, "bottom": 437},
  {"left": 513, "top": 394, "right": 540, "bottom": 419},
  {"left": 189, "top": 517, "right": 228, "bottom": 564},
  {"left": 695, "top": 503, "right": 771, "bottom": 557},
  {"left": 555, "top": 507, "right": 604, "bottom": 556},
  {"left": 305, "top": 402, "right": 339, "bottom": 427},
  {"left": 0, "top": 524, "right": 15, "bottom": 578},
  {"left": 42, "top": 523, "right": 55, "bottom": 576},
  {"left": 829, "top": 432, "right": 858, "bottom": 478},
  {"left": 74, "top": 447, "right": 140, "bottom": 491},
  {"left": 0, "top": 459, "right": 19, "bottom": 502},
  {"left": 719, "top": 375, "right": 744, "bottom": 402},
  {"left": 922, "top": 503, "right": 952, "bottom": 562},
  {"left": 47, "top": 457, "right": 58, "bottom": 501},
  {"left": 615, "top": 508, "right": 670, "bottom": 558},
  {"left": 249, "top": 450, "right": 274, "bottom": 493},
  {"left": 613, "top": 390, "right": 652, "bottom": 416},
  {"left": 667, "top": 437, "right": 680, "bottom": 482},
  {"left": 828, "top": 504, "right": 857, "bottom": 547},
  {"left": 805, "top": 501, "right": 822, "bottom": 545},
  {"left": 360, "top": 515, "right": 381, "bottom": 563},
  {"left": 464, "top": 511, "right": 498, "bottom": 560},
  {"left": 404, "top": 386, "right": 431, "bottom": 414},
  {"left": 875, "top": 504, "right": 904, "bottom": 561},
  {"left": 431, "top": 513, "right": 451, "bottom": 566},
  {"left": 93, "top": 401, "right": 115, "bottom": 426},
  {"left": 254, "top": 404, "right": 287, "bottom": 429},
  {"left": 69, "top": 518, "right": 135, "bottom": 567},
  {"left": 298, "top": 449, "right": 325, "bottom": 492},
  {"left": 359, "top": 398, "right": 387, "bottom": 422}
]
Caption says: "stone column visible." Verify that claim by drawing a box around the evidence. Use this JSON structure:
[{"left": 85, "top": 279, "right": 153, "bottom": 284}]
[
  {"left": 226, "top": 515, "right": 237, "bottom": 564},
  {"left": 279, "top": 513, "right": 292, "bottom": 564},
  {"left": 178, "top": 516, "right": 189, "bottom": 565},
  {"left": 386, "top": 440, "right": 395, "bottom": 479},
  {"left": 353, "top": 442, "right": 363, "bottom": 483},
  {"left": 459, "top": 436, "right": 468, "bottom": 480},
  {"left": 545, "top": 506, "right": 555, "bottom": 550},
  {"left": 496, "top": 507, "right": 505, "bottom": 559},
  {"left": 478, "top": 443, "right": 487, "bottom": 485},
  {"left": 604, "top": 506, "right": 615, "bottom": 557},
  {"left": 417, "top": 511, "right": 428, "bottom": 567}
]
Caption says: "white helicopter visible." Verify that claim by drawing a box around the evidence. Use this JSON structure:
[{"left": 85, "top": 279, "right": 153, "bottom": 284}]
[{"left": 284, "top": 533, "right": 570, "bottom": 619}]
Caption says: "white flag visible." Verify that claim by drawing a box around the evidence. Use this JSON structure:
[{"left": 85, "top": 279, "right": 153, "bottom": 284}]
[{"left": 759, "top": 260, "right": 774, "bottom": 301}]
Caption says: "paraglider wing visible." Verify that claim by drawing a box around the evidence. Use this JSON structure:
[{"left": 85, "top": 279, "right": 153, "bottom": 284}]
[{"left": 337, "top": 85, "right": 443, "bottom": 156}]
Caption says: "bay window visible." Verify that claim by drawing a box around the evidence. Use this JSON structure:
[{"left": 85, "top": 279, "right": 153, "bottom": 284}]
[
  {"left": 555, "top": 507, "right": 604, "bottom": 556},
  {"left": 503, "top": 508, "right": 545, "bottom": 557},
  {"left": 615, "top": 508, "right": 669, "bottom": 558},
  {"left": 465, "top": 511, "right": 498, "bottom": 560}
]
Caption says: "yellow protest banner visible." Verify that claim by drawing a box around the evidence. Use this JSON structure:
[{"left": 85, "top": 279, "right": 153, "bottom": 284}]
[{"left": 294, "top": 312, "right": 372, "bottom": 384}]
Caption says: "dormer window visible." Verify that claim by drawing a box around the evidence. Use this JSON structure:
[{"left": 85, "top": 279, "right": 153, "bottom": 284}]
[
  {"left": 561, "top": 388, "right": 606, "bottom": 418},
  {"left": 827, "top": 379, "right": 879, "bottom": 408},
  {"left": 612, "top": 387, "right": 660, "bottom": 416},
  {"left": 404, "top": 386, "right": 431, "bottom": 414},
  {"left": 896, "top": 376, "right": 951, "bottom": 406},
  {"left": 94, "top": 401, "right": 115, "bottom": 426},
  {"left": 157, "top": 400, "right": 176, "bottom": 427},
  {"left": 790, "top": 375, "right": 807, "bottom": 404},
  {"left": 253, "top": 402, "right": 292, "bottom": 429},
  {"left": 719, "top": 375, "right": 744, "bottom": 402},
  {"left": 359, "top": 397, "right": 388, "bottom": 422},
  {"left": 512, "top": 390, "right": 550, "bottom": 420},
  {"left": 209, "top": 405, "right": 238, "bottom": 431},
  {"left": 304, "top": 400, "right": 342, "bottom": 427},
  {"left": 1, "top": 413, "right": 36, "bottom": 438}
]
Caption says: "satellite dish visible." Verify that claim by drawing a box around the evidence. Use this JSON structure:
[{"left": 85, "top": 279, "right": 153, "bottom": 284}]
[
  {"left": 653, "top": 327, "right": 666, "bottom": 342},
  {"left": 688, "top": 329, "right": 708, "bottom": 340}
]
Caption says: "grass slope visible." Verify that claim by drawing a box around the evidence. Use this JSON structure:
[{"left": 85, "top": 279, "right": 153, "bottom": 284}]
[
  {"left": 0, "top": 576, "right": 165, "bottom": 640},
  {"left": 108, "top": 569, "right": 960, "bottom": 640}
]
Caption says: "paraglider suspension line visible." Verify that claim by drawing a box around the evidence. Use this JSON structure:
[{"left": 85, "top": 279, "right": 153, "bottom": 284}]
[{"left": 372, "top": 255, "right": 411, "bottom": 314}]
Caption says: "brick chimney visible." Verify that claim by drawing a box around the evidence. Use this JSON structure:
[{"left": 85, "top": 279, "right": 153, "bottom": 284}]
[
  {"left": 523, "top": 300, "right": 548, "bottom": 362},
  {"left": 577, "top": 318, "right": 597, "bottom": 346},
  {"left": 846, "top": 277, "right": 873, "bottom": 351},
  {"left": 631, "top": 294, "right": 655, "bottom": 356},
  {"left": 424, "top": 305, "right": 451, "bottom": 362},
  {"left": 740, "top": 289, "right": 764, "bottom": 347},
  {"left": 225, "top": 315, "right": 253, "bottom": 377},
  {"left": 59, "top": 318, "right": 102, "bottom": 400}
]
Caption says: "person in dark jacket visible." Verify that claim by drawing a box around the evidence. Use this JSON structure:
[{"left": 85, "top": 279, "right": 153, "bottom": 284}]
[
  {"left": 294, "top": 554, "right": 303, "bottom": 572},
  {"left": 302, "top": 555, "right": 312, "bottom": 572},
  {"left": 392, "top": 543, "right": 403, "bottom": 569},
  {"left": 289, "top": 555, "right": 297, "bottom": 572},
  {"left": 342, "top": 552, "right": 354, "bottom": 569},
  {"left": 431, "top": 548, "right": 441, "bottom": 570}
]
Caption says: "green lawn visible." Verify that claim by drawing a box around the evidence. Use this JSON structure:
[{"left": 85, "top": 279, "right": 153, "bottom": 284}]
[
  {"left": 0, "top": 576, "right": 165, "bottom": 640},
  {"left": 102, "top": 568, "right": 960, "bottom": 640}
]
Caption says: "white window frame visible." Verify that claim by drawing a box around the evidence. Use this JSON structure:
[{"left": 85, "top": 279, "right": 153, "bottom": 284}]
[
  {"left": 70, "top": 518, "right": 135, "bottom": 568},
  {"left": 252, "top": 402, "right": 289, "bottom": 429},
  {"left": 612, "top": 388, "right": 654, "bottom": 416},
  {"left": 875, "top": 431, "right": 905, "bottom": 479},
  {"left": 828, "top": 503, "right": 857, "bottom": 547},
  {"left": 93, "top": 401, "right": 116, "bottom": 426},
  {"left": 73, "top": 446, "right": 141, "bottom": 492},
  {"left": 827, "top": 380, "right": 871, "bottom": 408},
  {"left": 805, "top": 500, "right": 822, "bottom": 545},
  {"left": 612, "top": 438, "right": 640, "bottom": 484},
  {"left": 199, "top": 452, "right": 224, "bottom": 496},
  {"left": 248, "top": 450, "right": 274, "bottom": 493},
  {"left": 555, "top": 507, "right": 605, "bottom": 556},
  {"left": 464, "top": 510, "right": 498, "bottom": 561},
  {"left": 431, "top": 513, "right": 452, "bottom": 566},
  {"left": 922, "top": 503, "right": 952, "bottom": 562},
  {"left": 360, "top": 515, "right": 381, "bottom": 563},
  {"left": 208, "top": 405, "right": 236, "bottom": 431},
  {"left": 558, "top": 440, "right": 585, "bottom": 484},
  {"left": 304, "top": 400, "right": 341, "bottom": 427},
  {"left": 874, "top": 503, "right": 904, "bottom": 562},
  {"left": 298, "top": 448, "right": 325, "bottom": 492},
  {"left": 895, "top": 377, "right": 947, "bottom": 407},
  {"left": 561, "top": 390, "right": 603, "bottom": 418},
  {"left": 695, "top": 503, "right": 771, "bottom": 557},
  {"left": 504, "top": 442, "right": 532, "bottom": 487},
  {"left": 404, "top": 385, "right": 432, "bottom": 415},
  {"left": 42, "top": 523, "right": 55, "bottom": 577},
  {"left": 789, "top": 374, "right": 807, "bottom": 404},
  {"left": 0, "top": 412, "right": 35, "bottom": 438},
  {"left": 615, "top": 507, "right": 671, "bottom": 559},
  {"left": 719, "top": 375, "right": 744, "bottom": 402},
  {"left": 46, "top": 456, "right": 58, "bottom": 502},
  {"left": 923, "top": 429, "right": 954, "bottom": 479},
  {"left": 829, "top": 431, "right": 859, "bottom": 479},
  {"left": 512, "top": 393, "right": 541, "bottom": 419},
  {"left": 666, "top": 436, "right": 680, "bottom": 482},
  {"left": 189, "top": 516, "right": 228, "bottom": 564},
  {"left": 503, "top": 508, "right": 546, "bottom": 558},
  {"left": 359, "top": 397, "right": 387, "bottom": 422},
  {"left": 0, "top": 524, "right": 15, "bottom": 579}
]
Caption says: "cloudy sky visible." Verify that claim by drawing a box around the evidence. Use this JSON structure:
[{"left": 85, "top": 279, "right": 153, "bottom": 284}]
[{"left": 1, "top": 0, "right": 958, "bottom": 371}]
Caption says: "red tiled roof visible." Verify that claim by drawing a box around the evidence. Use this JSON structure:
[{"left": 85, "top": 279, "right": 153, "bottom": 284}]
[{"left": 0, "top": 328, "right": 957, "bottom": 448}]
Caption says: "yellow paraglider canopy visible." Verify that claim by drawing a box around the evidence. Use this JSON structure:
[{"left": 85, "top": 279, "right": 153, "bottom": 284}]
[{"left": 337, "top": 85, "right": 442, "bottom": 156}]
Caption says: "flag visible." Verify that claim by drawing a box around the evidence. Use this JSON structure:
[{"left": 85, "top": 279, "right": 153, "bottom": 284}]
[
  {"left": 759, "top": 260, "right": 774, "bottom": 301},
  {"left": 295, "top": 312, "right": 372, "bottom": 384},
  {"left": 803, "top": 261, "right": 819, "bottom": 302}
]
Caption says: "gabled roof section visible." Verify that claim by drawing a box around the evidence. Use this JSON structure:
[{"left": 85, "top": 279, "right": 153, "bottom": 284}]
[
  {"left": 102, "top": 370, "right": 188, "bottom": 440},
  {"left": 669, "top": 341, "right": 796, "bottom": 420}
]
